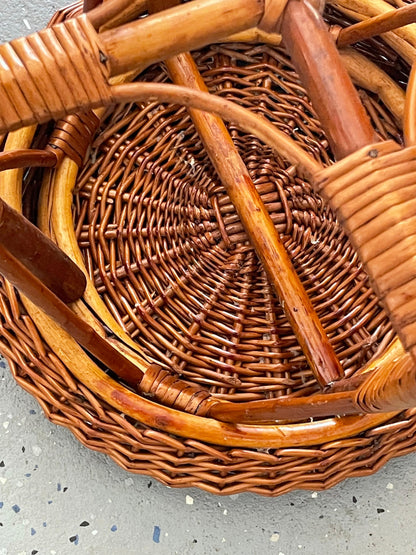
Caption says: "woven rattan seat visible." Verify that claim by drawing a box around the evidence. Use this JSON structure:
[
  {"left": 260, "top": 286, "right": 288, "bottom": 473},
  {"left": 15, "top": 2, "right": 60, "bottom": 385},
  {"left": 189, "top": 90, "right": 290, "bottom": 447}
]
[{"left": 2, "top": 0, "right": 416, "bottom": 495}]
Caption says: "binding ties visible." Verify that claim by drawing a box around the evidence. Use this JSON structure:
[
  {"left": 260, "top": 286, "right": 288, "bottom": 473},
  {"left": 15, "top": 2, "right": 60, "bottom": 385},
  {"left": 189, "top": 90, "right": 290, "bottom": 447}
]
[{"left": 0, "top": 15, "right": 113, "bottom": 134}]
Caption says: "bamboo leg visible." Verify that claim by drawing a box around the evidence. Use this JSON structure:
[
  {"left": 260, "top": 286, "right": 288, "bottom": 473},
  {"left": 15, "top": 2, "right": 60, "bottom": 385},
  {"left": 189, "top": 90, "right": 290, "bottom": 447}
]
[
  {"left": 0, "top": 242, "right": 143, "bottom": 387},
  {"left": 165, "top": 53, "right": 344, "bottom": 387},
  {"left": 0, "top": 198, "right": 87, "bottom": 304},
  {"left": 281, "top": 0, "right": 377, "bottom": 159}
]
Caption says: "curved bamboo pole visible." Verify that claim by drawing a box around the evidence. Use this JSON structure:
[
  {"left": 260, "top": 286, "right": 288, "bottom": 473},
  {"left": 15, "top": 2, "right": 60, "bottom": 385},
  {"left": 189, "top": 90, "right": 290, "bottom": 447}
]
[
  {"left": 110, "top": 82, "right": 322, "bottom": 178},
  {"left": 404, "top": 63, "right": 416, "bottom": 147},
  {"left": 330, "top": 0, "right": 416, "bottom": 65},
  {"left": 337, "top": 3, "right": 416, "bottom": 48}
]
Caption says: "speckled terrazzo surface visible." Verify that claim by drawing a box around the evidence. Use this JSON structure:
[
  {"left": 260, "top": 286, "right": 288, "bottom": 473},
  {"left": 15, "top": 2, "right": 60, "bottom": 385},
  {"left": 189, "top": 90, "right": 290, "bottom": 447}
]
[{"left": 2, "top": 2, "right": 416, "bottom": 553}]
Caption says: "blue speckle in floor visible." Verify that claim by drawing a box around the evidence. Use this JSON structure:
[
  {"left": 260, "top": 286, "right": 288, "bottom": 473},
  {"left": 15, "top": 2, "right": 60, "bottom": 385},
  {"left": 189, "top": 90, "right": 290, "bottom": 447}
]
[
  {"left": 43, "top": 522, "right": 47, "bottom": 527},
  {"left": 31, "top": 527, "right": 36, "bottom": 536},
  {"left": 111, "top": 524, "right": 117, "bottom": 532},
  {"left": 12, "top": 504, "right": 20, "bottom": 513},
  {"left": 153, "top": 525, "right": 161, "bottom": 543},
  {"left": 25, "top": 473, "right": 31, "bottom": 478},
  {"left": 57, "top": 483, "right": 61, "bottom": 492},
  {"left": 0, "top": 502, "right": 3, "bottom": 509}
]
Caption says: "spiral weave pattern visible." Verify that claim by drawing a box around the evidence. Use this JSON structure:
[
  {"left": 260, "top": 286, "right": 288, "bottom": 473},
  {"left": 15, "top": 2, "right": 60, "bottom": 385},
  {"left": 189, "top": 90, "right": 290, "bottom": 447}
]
[{"left": 0, "top": 15, "right": 112, "bottom": 133}]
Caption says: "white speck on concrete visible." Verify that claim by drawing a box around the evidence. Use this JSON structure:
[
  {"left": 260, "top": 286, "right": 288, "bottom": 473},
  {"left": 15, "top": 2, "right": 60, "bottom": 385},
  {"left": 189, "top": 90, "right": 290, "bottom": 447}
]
[
  {"left": 124, "top": 478, "right": 134, "bottom": 487},
  {"left": 0, "top": 477, "right": 7, "bottom": 485},
  {"left": 270, "top": 533, "right": 280, "bottom": 542},
  {"left": 223, "top": 509, "right": 227, "bottom": 515},
  {"left": 222, "top": 538, "right": 226, "bottom": 543},
  {"left": 311, "top": 492, "right": 318, "bottom": 498},
  {"left": 23, "top": 18, "right": 31, "bottom": 29},
  {"left": 186, "top": 495, "right": 194, "bottom": 505},
  {"left": 387, "top": 483, "right": 394, "bottom": 490},
  {"left": 3, "top": 422, "right": 9, "bottom": 429},
  {"left": 92, "top": 530, "right": 98, "bottom": 536},
  {"left": 32, "top": 445, "right": 42, "bottom": 456},
  {"left": 16, "top": 480, "right": 23, "bottom": 487}
]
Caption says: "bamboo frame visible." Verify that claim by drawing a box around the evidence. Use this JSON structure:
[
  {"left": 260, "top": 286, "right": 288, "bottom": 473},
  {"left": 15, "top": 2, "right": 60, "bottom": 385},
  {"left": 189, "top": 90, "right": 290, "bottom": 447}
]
[{"left": 0, "top": 0, "right": 415, "bottom": 441}]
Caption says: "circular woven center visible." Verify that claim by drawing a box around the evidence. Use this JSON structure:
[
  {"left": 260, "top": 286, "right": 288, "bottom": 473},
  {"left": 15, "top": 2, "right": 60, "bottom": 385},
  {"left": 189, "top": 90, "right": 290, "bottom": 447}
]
[{"left": 74, "top": 44, "right": 395, "bottom": 401}]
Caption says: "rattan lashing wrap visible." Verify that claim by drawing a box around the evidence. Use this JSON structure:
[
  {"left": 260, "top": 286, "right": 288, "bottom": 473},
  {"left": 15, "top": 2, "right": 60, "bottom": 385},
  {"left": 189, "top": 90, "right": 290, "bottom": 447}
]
[
  {"left": 2, "top": 2, "right": 416, "bottom": 494},
  {"left": 0, "top": 15, "right": 112, "bottom": 132}
]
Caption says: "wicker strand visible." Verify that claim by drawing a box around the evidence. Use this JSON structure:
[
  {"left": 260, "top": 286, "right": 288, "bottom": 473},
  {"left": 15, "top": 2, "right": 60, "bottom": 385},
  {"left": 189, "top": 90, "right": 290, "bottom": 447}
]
[{"left": 0, "top": 15, "right": 112, "bottom": 133}]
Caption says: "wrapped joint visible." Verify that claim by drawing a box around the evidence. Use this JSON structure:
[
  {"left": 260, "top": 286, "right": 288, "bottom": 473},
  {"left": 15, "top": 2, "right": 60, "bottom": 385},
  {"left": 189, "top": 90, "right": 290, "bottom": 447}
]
[
  {"left": 0, "top": 15, "right": 112, "bottom": 134},
  {"left": 140, "top": 364, "right": 215, "bottom": 416},
  {"left": 315, "top": 140, "right": 416, "bottom": 410},
  {"left": 46, "top": 111, "right": 100, "bottom": 167}
]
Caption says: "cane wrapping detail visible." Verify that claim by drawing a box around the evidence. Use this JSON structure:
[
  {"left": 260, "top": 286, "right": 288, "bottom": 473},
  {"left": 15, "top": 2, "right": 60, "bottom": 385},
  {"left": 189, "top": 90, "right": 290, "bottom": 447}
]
[{"left": 0, "top": 15, "right": 112, "bottom": 133}]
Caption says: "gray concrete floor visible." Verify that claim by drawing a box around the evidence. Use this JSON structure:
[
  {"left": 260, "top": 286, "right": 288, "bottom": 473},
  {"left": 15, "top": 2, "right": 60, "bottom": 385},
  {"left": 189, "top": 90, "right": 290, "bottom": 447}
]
[{"left": 1, "top": 2, "right": 416, "bottom": 553}]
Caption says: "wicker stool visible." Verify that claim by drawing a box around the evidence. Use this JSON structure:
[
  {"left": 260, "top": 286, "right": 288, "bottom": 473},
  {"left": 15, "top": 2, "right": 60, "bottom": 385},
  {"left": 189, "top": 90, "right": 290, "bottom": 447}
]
[{"left": 1, "top": 0, "right": 416, "bottom": 495}]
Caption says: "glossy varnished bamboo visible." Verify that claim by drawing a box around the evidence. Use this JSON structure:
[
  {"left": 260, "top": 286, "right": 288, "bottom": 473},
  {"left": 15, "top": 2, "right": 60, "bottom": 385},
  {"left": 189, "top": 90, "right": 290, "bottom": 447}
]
[
  {"left": 83, "top": 0, "right": 103, "bottom": 13},
  {"left": 0, "top": 240, "right": 143, "bottom": 387},
  {"left": 337, "top": 3, "right": 416, "bottom": 49},
  {"left": 100, "top": 0, "right": 264, "bottom": 76},
  {"left": 166, "top": 52, "right": 343, "bottom": 387},
  {"left": 281, "top": 0, "right": 377, "bottom": 160},
  {"left": 405, "top": 62, "right": 416, "bottom": 147},
  {"left": 0, "top": 197, "right": 86, "bottom": 304},
  {"left": 0, "top": 149, "right": 57, "bottom": 172},
  {"left": 88, "top": 0, "right": 147, "bottom": 29}
]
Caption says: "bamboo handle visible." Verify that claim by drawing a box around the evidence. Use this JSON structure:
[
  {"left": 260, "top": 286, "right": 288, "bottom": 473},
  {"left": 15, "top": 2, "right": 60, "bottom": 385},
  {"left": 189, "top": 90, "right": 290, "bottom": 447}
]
[
  {"left": 0, "top": 198, "right": 87, "bottom": 304},
  {"left": 166, "top": 52, "right": 343, "bottom": 387},
  {"left": 281, "top": 0, "right": 377, "bottom": 160},
  {"left": 337, "top": 3, "right": 416, "bottom": 49}
]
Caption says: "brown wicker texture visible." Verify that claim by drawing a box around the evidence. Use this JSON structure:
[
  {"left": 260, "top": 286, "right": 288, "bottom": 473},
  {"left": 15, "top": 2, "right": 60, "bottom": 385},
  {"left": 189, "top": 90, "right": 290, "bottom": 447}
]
[{"left": 1, "top": 0, "right": 416, "bottom": 495}]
